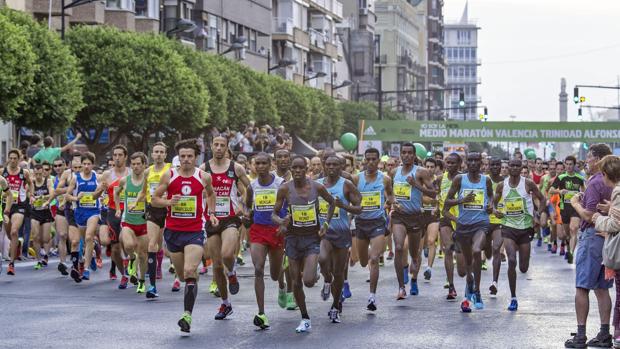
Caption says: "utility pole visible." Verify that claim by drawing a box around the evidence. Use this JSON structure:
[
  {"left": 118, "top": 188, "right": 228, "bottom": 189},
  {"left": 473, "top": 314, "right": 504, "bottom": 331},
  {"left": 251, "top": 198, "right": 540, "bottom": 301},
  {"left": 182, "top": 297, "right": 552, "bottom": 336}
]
[{"left": 375, "top": 34, "right": 383, "bottom": 120}]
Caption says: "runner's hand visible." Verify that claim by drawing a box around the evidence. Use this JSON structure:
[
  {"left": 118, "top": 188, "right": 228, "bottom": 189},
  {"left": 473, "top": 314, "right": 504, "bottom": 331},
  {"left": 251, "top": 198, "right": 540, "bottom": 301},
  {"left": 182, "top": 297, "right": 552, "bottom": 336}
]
[
  {"left": 570, "top": 193, "right": 581, "bottom": 206},
  {"left": 128, "top": 203, "right": 136, "bottom": 212},
  {"left": 170, "top": 194, "right": 181, "bottom": 205},
  {"left": 276, "top": 226, "right": 287, "bottom": 237},
  {"left": 209, "top": 214, "right": 219, "bottom": 227},
  {"left": 493, "top": 209, "right": 504, "bottom": 218},
  {"left": 77, "top": 192, "right": 84, "bottom": 200},
  {"left": 319, "top": 224, "right": 327, "bottom": 238},
  {"left": 281, "top": 214, "right": 291, "bottom": 227},
  {"left": 560, "top": 189, "right": 568, "bottom": 196},
  {"left": 461, "top": 191, "right": 476, "bottom": 204},
  {"left": 597, "top": 200, "right": 611, "bottom": 214},
  {"left": 334, "top": 197, "right": 344, "bottom": 208},
  {"left": 115, "top": 209, "right": 121, "bottom": 218}
]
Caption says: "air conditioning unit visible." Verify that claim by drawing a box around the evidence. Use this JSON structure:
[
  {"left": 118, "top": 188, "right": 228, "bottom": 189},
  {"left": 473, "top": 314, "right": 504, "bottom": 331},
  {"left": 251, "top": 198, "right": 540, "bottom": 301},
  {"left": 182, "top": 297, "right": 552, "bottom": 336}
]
[{"left": 206, "top": 36, "right": 215, "bottom": 49}]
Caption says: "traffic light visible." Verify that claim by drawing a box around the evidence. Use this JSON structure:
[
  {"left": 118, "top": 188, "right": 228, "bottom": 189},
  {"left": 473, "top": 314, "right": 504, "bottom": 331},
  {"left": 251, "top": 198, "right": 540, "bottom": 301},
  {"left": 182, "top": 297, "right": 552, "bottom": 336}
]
[
  {"left": 582, "top": 143, "right": 589, "bottom": 150},
  {"left": 458, "top": 90, "right": 465, "bottom": 107},
  {"left": 578, "top": 107, "right": 583, "bottom": 120},
  {"left": 573, "top": 87, "right": 579, "bottom": 104},
  {"left": 579, "top": 96, "right": 586, "bottom": 103},
  {"left": 484, "top": 107, "right": 488, "bottom": 117}
]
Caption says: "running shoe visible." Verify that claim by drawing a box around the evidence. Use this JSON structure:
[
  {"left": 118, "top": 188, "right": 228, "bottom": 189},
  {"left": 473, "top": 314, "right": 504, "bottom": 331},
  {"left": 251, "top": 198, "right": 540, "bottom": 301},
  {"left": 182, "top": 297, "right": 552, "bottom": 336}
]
[
  {"left": 423, "top": 268, "right": 432, "bottom": 281},
  {"left": 379, "top": 255, "right": 384, "bottom": 267},
  {"left": 460, "top": 299, "right": 472, "bottom": 313},
  {"left": 438, "top": 250, "right": 444, "bottom": 259},
  {"left": 567, "top": 251, "right": 574, "bottom": 264},
  {"left": 560, "top": 245, "right": 566, "bottom": 256},
  {"left": 253, "top": 313, "right": 270, "bottom": 330},
  {"left": 489, "top": 282, "right": 498, "bottom": 296},
  {"left": 236, "top": 254, "right": 245, "bottom": 266},
  {"left": 70, "top": 267, "right": 82, "bottom": 283},
  {"left": 367, "top": 298, "right": 377, "bottom": 311},
  {"left": 199, "top": 266, "right": 208, "bottom": 275},
  {"left": 447, "top": 285, "right": 457, "bottom": 300},
  {"left": 481, "top": 260, "right": 488, "bottom": 270},
  {"left": 536, "top": 238, "right": 542, "bottom": 247},
  {"left": 118, "top": 275, "right": 129, "bottom": 289},
  {"left": 473, "top": 291, "right": 484, "bottom": 310},
  {"left": 403, "top": 266, "right": 409, "bottom": 285},
  {"left": 168, "top": 265, "right": 175, "bottom": 274},
  {"left": 321, "top": 283, "right": 331, "bottom": 301},
  {"left": 342, "top": 281, "right": 352, "bottom": 299},
  {"left": 90, "top": 256, "right": 97, "bottom": 271},
  {"left": 109, "top": 272, "right": 117, "bottom": 280},
  {"left": 508, "top": 299, "right": 518, "bottom": 311},
  {"left": 286, "top": 293, "right": 298, "bottom": 310},
  {"left": 7, "top": 263, "right": 15, "bottom": 276},
  {"left": 42, "top": 256, "right": 48, "bottom": 266},
  {"left": 423, "top": 247, "right": 429, "bottom": 258},
  {"left": 146, "top": 285, "right": 159, "bottom": 299},
  {"left": 156, "top": 267, "right": 162, "bottom": 280},
  {"left": 551, "top": 244, "right": 558, "bottom": 254},
  {"left": 209, "top": 280, "right": 218, "bottom": 294},
  {"left": 136, "top": 280, "right": 146, "bottom": 294},
  {"left": 397, "top": 287, "right": 407, "bottom": 300},
  {"left": 228, "top": 272, "right": 240, "bottom": 295},
  {"left": 34, "top": 261, "right": 43, "bottom": 270},
  {"left": 386, "top": 251, "right": 394, "bottom": 260},
  {"left": 564, "top": 333, "right": 587, "bottom": 348},
  {"left": 128, "top": 258, "right": 137, "bottom": 284},
  {"left": 410, "top": 279, "right": 419, "bottom": 296},
  {"left": 328, "top": 307, "right": 341, "bottom": 323},
  {"left": 278, "top": 288, "right": 287, "bottom": 309},
  {"left": 586, "top": 334, "right": 612, "bottom": 348},
  {"left": 444, "top": 281, "right": 450, "bottom": 289},
  {"left": 547, "top": 243, "right": 552, "bottom": 252},
  {"left": 465, "top": 280, "right": 474, "bottom": 301},
  {"left": 178, "top": 313, "right": 192, "bottom": 335},
  {"left": 82, "top": 269, "right": 90, "bottom": 280},
  {"left": 295, "top": 319, "right": 311, "bottom": 333},
  {"left": 214, "top": 304, "right": 233, "bottom": 320},
  {"left": 96, "top": 256, "right": 103, "bottom": 270},
  {"left": 171, "top": 278, "right": 181, "bottom": 292}
]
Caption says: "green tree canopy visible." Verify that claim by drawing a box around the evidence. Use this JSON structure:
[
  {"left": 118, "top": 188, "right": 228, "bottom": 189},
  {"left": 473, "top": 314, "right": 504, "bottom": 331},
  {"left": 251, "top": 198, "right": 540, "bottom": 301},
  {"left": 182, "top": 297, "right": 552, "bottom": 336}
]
[
  {"left": 268, "top": 76, "right": 311, "bottom": 134},
  {"left": 211, "top": 56, "right": 253, "bottom": 131}
]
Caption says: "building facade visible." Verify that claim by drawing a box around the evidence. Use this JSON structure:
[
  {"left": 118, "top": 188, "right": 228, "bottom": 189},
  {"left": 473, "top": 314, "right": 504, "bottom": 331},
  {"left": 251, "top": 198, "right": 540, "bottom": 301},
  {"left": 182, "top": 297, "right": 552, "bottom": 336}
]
[
  {"left": 426, "top": 0, "right": 445, "bottom": 120},
  {"left": 444, "top": 2, "right": 480, "bottom": 120}
]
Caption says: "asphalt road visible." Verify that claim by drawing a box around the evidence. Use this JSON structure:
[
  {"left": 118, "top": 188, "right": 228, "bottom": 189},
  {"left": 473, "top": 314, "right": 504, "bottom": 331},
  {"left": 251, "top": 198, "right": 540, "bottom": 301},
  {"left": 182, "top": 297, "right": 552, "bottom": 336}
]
[{"left": 0, "top": 243, "right": 601, "bottom": 349}]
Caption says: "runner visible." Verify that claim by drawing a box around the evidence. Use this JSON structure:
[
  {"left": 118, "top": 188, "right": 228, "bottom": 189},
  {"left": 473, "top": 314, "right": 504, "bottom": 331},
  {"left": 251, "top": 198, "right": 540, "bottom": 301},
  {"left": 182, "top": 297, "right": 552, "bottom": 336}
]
[
  {"left": 540, "top": 161, "right": 558, "bottom": 252},
  {"left": 352, "top": 148, "right": 394, "bottom": 311},
  {"left": 487, "top": 158, "right": 504, "bottom": 296},
  {"left": 202, "top": 135, "right": 251, "bottom": 320},
  {"left": 389, "top": 143, "right": 436, "bottom": 299},
  {"left": 444, "top": 152, "right": 494, "bottom": 312},
  {"left": 4, "top": 149, "right": 32, "bottom": 276},
  {"left": 0, "top": 174, "right": 12, "bottom": 274},
  {"left": 420, "top": 158, "right": 440, "bottom": 284},
  {"left": 30, "top": 163, "right": 55, "bottom": 270},
  {"left": 493, "top": 159, "right": 545, "bottom": 311},
  {"left": 51, "top": 158, "right": 69, "bottom": 275},
  {"left": 151, "top": 138, "right": 218, "bottom": 335},
  {"left": 244, "top": 152, "right": 286, "bottom": 329},
  {"left": 116, "top": 152, "right": 149, "bottom": 294},
  {"left": 318, "top": 154, "right": 361, "bottom": 323},
  {"left": 54, "top": 153, "right": 82, "bottom": 277},
  {"left": 272, "top": 155, "right": 335, "bottom": 333},
  {"left": 550, "top": 155, "right": 585, "bottom": 264}
]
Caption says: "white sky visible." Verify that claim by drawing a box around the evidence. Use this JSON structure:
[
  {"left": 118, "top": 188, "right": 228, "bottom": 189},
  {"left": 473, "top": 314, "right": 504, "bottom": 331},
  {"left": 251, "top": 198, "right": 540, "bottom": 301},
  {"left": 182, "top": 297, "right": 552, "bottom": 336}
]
[{"left": 443, "top": 0, "right": 620, "bottom": 122}]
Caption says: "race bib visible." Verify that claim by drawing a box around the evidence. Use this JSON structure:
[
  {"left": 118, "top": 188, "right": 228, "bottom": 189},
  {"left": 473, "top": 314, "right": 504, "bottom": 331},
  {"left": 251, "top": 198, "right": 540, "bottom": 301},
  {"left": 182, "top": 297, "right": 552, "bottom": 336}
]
[
  {"left": 11, "top": 190, "right": 18, "bottom": 200},
  {"left": 254, "top": 189, "right": 276, "bottom": 212},
  {"left": 149, "top": 182, "right": 158, "bottom": 197},
  {"left": 171, "top": 196, "right": 196, "bottom": 218},
  {"left": 318, "top": 198, "right": 339, "bottom": 219},
  {"left": 101, "top": 193, "right": 109, "bottom": 206},
  {"left": 462, "top": 189, "right": 484, "bottom": 210},
  {"left": 33, "top": 196, "right": 47, "bottom": 209},
  {"left": 215, "top": 196, "right": 231, "bottom": 217},
  {"left": 79, "top": 192, "right": 97, "bottom": 208},
  {"left": 291, "top": 204, "right": 317, "bottom": 227},
  {"left": 504, "top": 197, "right": 524, "bottom": 216},
  {"left": 423, "top": 201, "right": 435, "bottom": 211},
  {"left": 126, "top": 197, "right": 145, "bottom": 214},
  {"left": 361, "top": 191, "right": 381, "bottom": 211},
  {"left": 564, "top": 191, "right": 578, "bottom": 204},
  {"left": 394, "top": 182, "right": 412, "bottom": 201}
]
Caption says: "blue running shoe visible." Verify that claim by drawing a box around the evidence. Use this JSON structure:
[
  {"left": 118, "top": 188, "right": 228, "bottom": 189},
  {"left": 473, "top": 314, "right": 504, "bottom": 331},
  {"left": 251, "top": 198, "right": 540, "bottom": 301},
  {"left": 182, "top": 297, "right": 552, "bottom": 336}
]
[
  {"left": 508, "top": 299, "right": 518, "bottom": 311},
  {"left": 465, "top": 280, "right": 474, "bottom": 301},
  {"left": 410, "top": 279, "right": 419, "bottom": 296},
  {"left": 146, "top": 285, "right": 159, "bottom": 299},
  {"left": 536, "top": 238, "right": 542, "bottom": 247},
  {"left": 342, "top": 281, "right": 352, "bottom": 299},
  {"left": 82, "top": 269, "right": 90, "bottom": 280},
  {"left": 547, "top": 243, "right": 552, "bottom": 252},
  {"left": 90, "top": 256, "right": 97, "bottom": 271},
  {"left": 403, "top": 266, "right": 409, "bottom": 285},
  {"left": 473, "top": 291, "right": 484, "bottom": 310}
]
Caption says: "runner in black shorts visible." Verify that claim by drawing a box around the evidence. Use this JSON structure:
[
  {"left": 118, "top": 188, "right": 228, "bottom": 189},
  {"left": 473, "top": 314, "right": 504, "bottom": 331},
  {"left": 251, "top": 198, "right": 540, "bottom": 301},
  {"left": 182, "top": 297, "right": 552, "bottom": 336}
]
[
  {"left": 486, "top": 158, "right": 505, "bottom": 296},
  {"left": 30, "top": 164, "right": 55, "bottom": 270}
]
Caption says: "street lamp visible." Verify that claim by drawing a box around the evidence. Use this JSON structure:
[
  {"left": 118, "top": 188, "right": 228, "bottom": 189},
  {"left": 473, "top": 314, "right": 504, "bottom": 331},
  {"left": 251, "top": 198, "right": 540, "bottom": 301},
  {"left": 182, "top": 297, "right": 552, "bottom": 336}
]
[
  {"left": 60, "top": 0, "right": 97, "bottom": 40},
  {"left": 220, "top": 36, "right": 246, "bottom": 56},
  {"left": 267, "top": 50, "right": 297, "bottom": 72},
  {"left": 166, "top": 18, "right": 197, "bottom": 37},
  {"left": 331, "top": 77, "right": 352, "bottom": 98},
  {"left": 304, "top": 71, "right": 326, "bottom": 82}
]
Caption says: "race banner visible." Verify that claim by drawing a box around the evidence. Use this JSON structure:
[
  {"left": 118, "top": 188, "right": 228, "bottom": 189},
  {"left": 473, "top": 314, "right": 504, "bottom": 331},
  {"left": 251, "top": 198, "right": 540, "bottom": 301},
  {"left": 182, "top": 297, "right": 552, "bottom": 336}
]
[{"left": 358, "top": 120, "right": 620, "bottom": 142}]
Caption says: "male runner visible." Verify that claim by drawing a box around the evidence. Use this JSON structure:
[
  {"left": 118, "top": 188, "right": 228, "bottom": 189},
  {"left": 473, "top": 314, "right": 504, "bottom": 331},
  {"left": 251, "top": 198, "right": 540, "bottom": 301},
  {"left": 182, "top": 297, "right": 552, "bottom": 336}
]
[
  {"left": 272, "top": 155, "right": 335, "bottom": 333},
  {"left": 244, "top": 152, "right": 287, "bottom": 329},
  {"left": 550, "top": 155, "right": 585, "bottom": 264},
  {"left": 444, "top": 152, "right": 494, "bottom": 312},
  {"left": 152, "top": 138, "right": 218, "bottom": 335},
  {"left": 51, "top": 158, "right": 69, "bottom": 275},
  {"left": 318, "top": 154, "right": 361, "bottom": 323},
  {"left": 352, "top": 148, "right": 394, "bottom": 311},
  {"left": 487, "top": 158, "right": 505, "bottom": 296},
  {"left": 540, "top": 161, "right": 558, "bottom": 252},
  {"left": 30, "top": 163, "right": 55, "bottom": 270},
  {"left": 4, "top": 149, "right": 32, "bottom": 275},
  {"left": 531, "top": 158, "right": 545, "bottom": 185},
  {"left": 54, "top": 154, "right": 82, "bottom": 276},
  {"left": 202, "top": 135, "right": 251, "bottom": 320},
  {"left": 309, "top": 156, "right": 323, "bottom": 180},
  {"left": 0, "top": 174, "right": 12, "bottom": 274},
  {"left": 493, "top": 159, "right": 545, "bottom": 311},
  {"left": 390, "top": 143, "right": 436, "bottom": 299},
  {"left": 421, "top": 158, "right": 440, "bottom": 283}
]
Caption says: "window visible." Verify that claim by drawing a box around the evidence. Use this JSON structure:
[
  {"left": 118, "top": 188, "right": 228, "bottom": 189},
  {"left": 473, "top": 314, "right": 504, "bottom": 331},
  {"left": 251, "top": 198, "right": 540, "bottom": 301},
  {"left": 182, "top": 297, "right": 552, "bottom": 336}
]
[
  {"left": 353, "top": 52, "right": 365, "bottom": 76},
  {"left": 106, "top": 0, "right": 133, "bottom": 10},
  {"left": 250, "top": 30, "right": 257, "bottom": 52},
  {"left": 471, "top": 48, "right": 476, "bottom": 58},
  {"left": 229, "top": 21, "right": 236, "bottom": 42},
  {"left": 135, "top": 0, "right": 158, "bottom": 18},
  {"left": 222, "top": 20, "right": 228, "bottom": 42}
]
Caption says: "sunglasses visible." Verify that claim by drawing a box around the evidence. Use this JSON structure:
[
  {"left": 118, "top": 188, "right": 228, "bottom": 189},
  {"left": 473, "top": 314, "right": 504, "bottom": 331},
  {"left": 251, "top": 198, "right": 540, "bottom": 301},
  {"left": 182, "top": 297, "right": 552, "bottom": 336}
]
[{"left": 54, "top": 164, "right": 63, "bottom": 168}]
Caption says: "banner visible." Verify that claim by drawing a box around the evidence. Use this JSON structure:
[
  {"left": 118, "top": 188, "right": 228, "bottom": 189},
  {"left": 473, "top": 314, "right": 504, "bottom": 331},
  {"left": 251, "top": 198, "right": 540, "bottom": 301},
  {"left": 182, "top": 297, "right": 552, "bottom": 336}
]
[{"left": 358, "top": 120, "right": 620, "bottom": 142}]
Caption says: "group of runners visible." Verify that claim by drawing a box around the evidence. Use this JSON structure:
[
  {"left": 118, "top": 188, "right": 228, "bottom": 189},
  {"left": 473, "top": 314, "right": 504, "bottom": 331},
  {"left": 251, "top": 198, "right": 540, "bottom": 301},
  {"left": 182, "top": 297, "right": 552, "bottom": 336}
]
[{"left": 0, "top": 136, "right": 594, "bottom": 335}]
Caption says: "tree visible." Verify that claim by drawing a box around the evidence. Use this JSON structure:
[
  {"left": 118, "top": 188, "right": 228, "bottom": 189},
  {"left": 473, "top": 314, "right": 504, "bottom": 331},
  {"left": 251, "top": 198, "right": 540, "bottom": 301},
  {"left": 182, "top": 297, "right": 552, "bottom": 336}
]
[
  {"left": 238, "top": 67, "right": 279, "bottom": 127},
  {"left": 1, "top": 8, "right": 83, "bottom": 133},
  {"left": 317, "top": 93, "right": 342, "bottom": 141},
  {"left": 338, "top": 101, "right": 378, "bottom": 135},
  {"left": 211, "top": 56, "right": 253, "bottom": 131},
  {"left": 66, "top": 26, "right": 209, "bottom": 154},
  {"left": 268, "top": 76, "right": 311, "bottom": 133},
  {"left": 0, "top": 14, "right": 36, "bottom": 121}
]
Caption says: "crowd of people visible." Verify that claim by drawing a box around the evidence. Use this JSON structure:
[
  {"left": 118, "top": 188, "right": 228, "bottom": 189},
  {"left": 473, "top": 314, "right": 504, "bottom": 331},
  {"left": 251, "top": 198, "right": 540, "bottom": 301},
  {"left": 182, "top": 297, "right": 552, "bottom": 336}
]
[{"left": 2, "top": 132, "right": 620, "bottom": 348}]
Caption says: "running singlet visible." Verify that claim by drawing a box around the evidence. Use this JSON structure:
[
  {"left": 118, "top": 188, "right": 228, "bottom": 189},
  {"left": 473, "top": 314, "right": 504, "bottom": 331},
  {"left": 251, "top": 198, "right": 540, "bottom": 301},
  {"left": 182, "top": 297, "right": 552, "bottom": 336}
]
[
  {"left": 250, "top": 174, "right": 285, "bottom": 226},
  {"left": 75, "top": 172, "right": 100, "bottom": 211},
  {"left": 205, "top": 161, "right": 238, "bottom": 219},
  {"left": 286, "top": 180, "right": 320, "bottom": 236},
  {"left": 107, "top": 178, "right": 125, "bottom": 211},
  {"left": 165, "top": 167, "right": 205, "bottom": 232},
  {"left": 551, "top": 173, "right": 584, "bottom": 209},
  {"left": 489, "top": 179, "right": 504, "bottom": 225},
  {"left": 439, "top": 172, "right": 459, "bottom": 219},
  {"left": 123, "top": 174, "right": 146, "bottom": 225},
  {"left": 53, "top": 176, "right": 65, "bottom": 209},
  {"left": 146, "top": 163, "right": 171, "bottom": 204},
  {"left": 393, "top": 165, "right": 422, "bottom": 214},
  {"left": 457, "top": 174, "right": 489, "bottom": 226},
  {"left": 531, "top": 171, "right": 543, "bottom": 185},
  {"left": 317, "top": 177, "right": 349, "bottom": 233},
  {"left": 3, "top": 167, "right": 27, "bottom": 203},
  {"left": 32, "top": 179, "right": 51, "bottom": 210},
  {"left": 357, "top": 171, "right": 385, "bottom": 220},
  {"left": 502, "top": 177, "right": 534, "bottom": 230}
]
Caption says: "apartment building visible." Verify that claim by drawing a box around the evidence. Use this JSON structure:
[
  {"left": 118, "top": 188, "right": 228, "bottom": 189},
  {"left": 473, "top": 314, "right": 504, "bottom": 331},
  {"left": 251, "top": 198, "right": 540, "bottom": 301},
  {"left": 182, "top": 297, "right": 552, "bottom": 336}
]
[{"left": 426, "top": 0, "right": 445, "bottom": 120}]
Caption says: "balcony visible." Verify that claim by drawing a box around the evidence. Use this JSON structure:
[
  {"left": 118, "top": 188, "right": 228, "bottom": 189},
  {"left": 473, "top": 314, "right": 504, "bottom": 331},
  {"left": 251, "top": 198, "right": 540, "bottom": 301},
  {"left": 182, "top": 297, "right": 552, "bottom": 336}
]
[
  {"left": 309, "top": 28, "right": 326, "bottom": 50},
  {"left": 445, "top": 57, "right": 482, "bottom": 65},
  {"left": 308, "top": 0, "right": 343, "bottom": 21},
  {"left": 273, "top": 17, "right": 294, "bottom": 35},
  {"left": 448, "top": 76, "right": 481, "bottom": 84}
]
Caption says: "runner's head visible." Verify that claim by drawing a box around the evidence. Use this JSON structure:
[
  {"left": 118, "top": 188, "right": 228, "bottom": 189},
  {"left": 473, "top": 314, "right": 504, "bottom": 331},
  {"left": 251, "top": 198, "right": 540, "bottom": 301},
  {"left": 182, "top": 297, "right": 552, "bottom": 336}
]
[
  {"left": 43, "top": 136, "right": 54, "bottom": 148},
  {"left": 275, "top": 149, "right": 291, "bottom": 172},
  {"left": 7, "top": 149, "right": 21, "bottom": 168},
  {"left": 151, "top": 141, "right": 167, "bottom": 165},
  {"left": 466, "top": 152, "right": 481, "bottom": 174},
  {"left": 81, "top": 152, "right": 95, "bottom": 174},
  {"left": 386, "top": 157, "right": 398, "bottom": 171},
  {"left": 53, "top": 158, "right": 66, "bottom": 176},
  {"left": 599, "top": 155, "right": 620, "bottom": 186},
  {"left": 564, "top": 155, "right": 576, "bottom": 174},
  {"left": 400, "top": 143, "right": 415, "bottom": 165},
  {"left": 555, "top": 161, "right": 565, "bottom": 175},
  {"left": 535, "top": 158, "right": 543, "bottom": 171},
  {"left": 290, "top": 156, "right": 307, "bottom": 181},
  {"left": 424, "top": 158, "right": 436, "bottom": 173},
  {"left": 500, "top": 160, "right": 509, "bottom": 177},
  {"left": 310, "top": 156, "right": 322, "bottom": 175},
  {"left": 586, "top": 143, "right": 612, "bottom": 174},
  {"left": 71, "top": 152, "right": 82, "bottom": 172},
  {"left": 112, "top": 145, "right": 127, "bottom": 168},
  {"left": 42, "top": 162, "right": 52, "bottom": 177},
  {"left": 445, "top": 152, "right": 461, "bottom": 174},
  {"left": 489, "top": 158, "right": 502, "bottom": 177},
  {"left": 211, "top": 135, "right": 228, "bottom": 160},
  {"left": 174, "top": 138, "right": 200, "bottom": 170},
  {"left": 542, "top": 161, "right": 549, "bottom": 173},
  {"left": 520, "top": 166, "right": 529, "bottom": 178},
  {"left": 434, "top": 151, "right": 444, "bottom": 161},
  {"left": 129, "top": 152, "right": 147, "bottom": 176},
  {"left": 237, "top": 154, "right": 248, "bottom": 170},
  {"left": 343, "top": 154, "right": 355, "bottom": 174},
  {"left": 364, "top": 148, "right": 380, "bottom": 172},
  {"left": 508, "top": 159, "right": 522, "bottom": 178},
  {"left": 253, "top": 152, "right": 271, "bottom": 176},
  {"left": 435, "top": 159, "right": 444, "bottom": 176},
  {"left": 33, "top": 163, "right": 44, "bottom": 179},
  {"left": 324, "top": 154, "right": 342, "bottom": 179}
]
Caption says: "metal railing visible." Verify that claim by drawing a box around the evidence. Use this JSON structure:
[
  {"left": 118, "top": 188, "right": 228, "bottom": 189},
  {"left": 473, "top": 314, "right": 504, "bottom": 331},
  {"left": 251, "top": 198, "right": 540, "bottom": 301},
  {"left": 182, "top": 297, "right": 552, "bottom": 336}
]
[
  {"left": 309, "top": 28, "right": 326, "bottom": 49},
  {"left": 272, "top": 17, "right": 294, "bottom": 35}
]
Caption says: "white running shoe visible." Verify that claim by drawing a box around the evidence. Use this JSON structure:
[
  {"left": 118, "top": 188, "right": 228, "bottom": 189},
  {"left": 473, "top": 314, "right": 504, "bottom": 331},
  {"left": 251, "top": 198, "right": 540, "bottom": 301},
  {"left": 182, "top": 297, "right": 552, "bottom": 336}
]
[{"left": 295, "top": 319, "right": 311, "bottom": 333}]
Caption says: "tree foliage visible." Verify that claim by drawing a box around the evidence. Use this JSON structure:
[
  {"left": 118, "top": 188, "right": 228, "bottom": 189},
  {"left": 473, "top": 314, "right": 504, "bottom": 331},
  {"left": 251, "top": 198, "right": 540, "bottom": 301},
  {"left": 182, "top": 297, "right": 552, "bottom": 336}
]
[{"left": 211, "top": 56, "right": 253, "bottom": 131}]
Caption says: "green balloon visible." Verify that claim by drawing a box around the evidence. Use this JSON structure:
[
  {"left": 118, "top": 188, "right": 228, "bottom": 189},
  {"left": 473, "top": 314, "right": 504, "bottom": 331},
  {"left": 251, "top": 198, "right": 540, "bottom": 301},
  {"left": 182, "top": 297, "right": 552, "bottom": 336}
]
[
  {"left": 413, "top": 143, "right": 427, "bottom": 159},
  {"left": 525, "top": 149, "right": 536, "bottom": 160},
  {"left": 340, "top": 133, "right": 358, "bottom": 151},
  {"left": 551, "top": 152, "right": 557, "bottom": 158}
]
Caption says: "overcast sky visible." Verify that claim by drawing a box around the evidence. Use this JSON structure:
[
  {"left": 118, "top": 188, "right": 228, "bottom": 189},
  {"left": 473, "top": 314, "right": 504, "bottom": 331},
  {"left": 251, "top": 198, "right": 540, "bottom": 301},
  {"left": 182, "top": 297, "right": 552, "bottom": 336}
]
[{"left": 443, "top": 0, "right": 620, "bottom": 122}]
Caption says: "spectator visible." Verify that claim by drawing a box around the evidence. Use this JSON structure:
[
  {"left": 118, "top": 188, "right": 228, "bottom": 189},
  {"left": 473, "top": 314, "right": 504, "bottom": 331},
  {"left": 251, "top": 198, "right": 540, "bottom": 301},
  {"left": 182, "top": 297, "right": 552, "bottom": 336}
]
[
  {"left": 27, "top": 135, "right": 42, "bottom": 159},
  {"left": 33, "top": 133, "right": 82, "bottom": 165}
]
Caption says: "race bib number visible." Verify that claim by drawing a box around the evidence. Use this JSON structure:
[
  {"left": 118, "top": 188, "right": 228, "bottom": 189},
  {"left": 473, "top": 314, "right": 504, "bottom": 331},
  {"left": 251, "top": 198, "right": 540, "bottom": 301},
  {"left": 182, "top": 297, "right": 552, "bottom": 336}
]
[
  {"left": 215, "top": 196, "right": 230, "bottom": 217},
  {"left": 79, "top": 192, "right": 97, "bottom": 208},
  {"left": 291, "top": 204, "right": 317, "bottom": 227},
  {"left": 254, "top": 189, "right": 276, "bottom": 212},
  {"left": 149, "top": 182, "right": 158, "bottom": 197},
  {"left": 564, "top": 191, "right": 578, "bottom": 204},
  {"left": 11, "top": 190, "right": 18, "bottom": 200},
  {"left": 504, "top": 197, "right": 524, "bottom": 216},
  {"left": 126, "top": 197, "right": 145, "bottom": 214},
  {"left": 101, "top": 193, "right": 109, "bottom": 206},
  {"left": 318, "top": 198, "right": 339, "bottom": 219},
  {"left": 361, "top": 191, "right": 381, "bottom": 211},
  {"left": 423, "top": 201, "right": 435, "bottom": 211},
  {"left": 171, "top": 196, "right": 196, "bottom": 218},
  {"left": 394, "top": 182, "right": 412, "bottom": 201},
  {"left": 462, "top": 189, "right": 484, "bottom": 210},
  {"left": 33, "top": 196, "right": 47, "bottom": 209}
]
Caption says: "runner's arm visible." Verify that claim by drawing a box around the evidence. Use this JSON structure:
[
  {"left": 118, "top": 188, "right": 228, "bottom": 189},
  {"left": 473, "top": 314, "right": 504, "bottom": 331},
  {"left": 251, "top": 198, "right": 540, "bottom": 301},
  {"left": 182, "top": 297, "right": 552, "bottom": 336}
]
[
  {"left": 317, "top": 183, "right": 336, "bottom": 225},
  {"left": 151, "top": 171, "right": 171, "bottom": 208},
  {"left": 65, "top": 176, "right": 78, "bottom": 202},
  {"left": 43, "top": 179, "right": 55, "bottom": 207},
  {"left": 202, "top": 172, "right": 217, "bottom": 220},
  {"left": 114, "top": 177, "right": 126, "bottom": 215},
  {"left": 443, "top": 175, "right": 462, "bottom": 211},
  {"left": 24, "top": 170, "right": 34, "bottom": 199},
  {"left": 527, "top": 179, "right": 546, "bottom": 217},
  {"left": 134, "top": 168, "right": 149, "bottom": 204},
  {"left": 384, "top": 175, "right": 395, "bottom": 208},
  {"left": 60, "top": 132, "right": 81, "bottom": 153},
  {"left": 485, "top": 177, "right": 494, "bottom": 213},
  {"left": 342, "top": 180, "right": 362, "bottom": 215},
  {"left": 0, "top": 176, "right": 13, "bottom": 211},
  {"left": 244, "top": 185, "right": 254, "bottom": 215},
  {"left": 414, "top": 167, "right": 437, "bottom": 197},
  {"left": 92, "top": 171, "right": 109, "bottom": 200},
  {"left": 493, "top": 182, "right": 503, "bottom": 210},
  {"left": 271, "top": 185, "right": 289, "bottom": 227}
]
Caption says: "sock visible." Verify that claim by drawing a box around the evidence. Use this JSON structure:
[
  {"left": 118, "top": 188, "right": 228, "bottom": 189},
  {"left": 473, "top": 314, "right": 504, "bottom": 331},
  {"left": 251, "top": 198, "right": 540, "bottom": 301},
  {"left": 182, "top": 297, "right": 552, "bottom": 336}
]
[
  {"left": 223, "top": 298, "right": 231, "bottom": 306},
  {"left": 147, "top": 252, "right": 157, "bottom": 286},
  {"left": 71, "top": 251, "right": 79, "bottom": 269},
  {"left": 511, "top": 297, "right": 517, "bottom": 301},
  {"left": 110, "top": 260, "right": 116, "bottom": 274},
  {"left": 156, "top": 249, "right": 164, "bottom": 269},
  {"left": 301, "top": 313, "right": 310, "bottom": 320},
  {"left": 601, "top": 324, "right": 610, "bottom": 335},
  {"left": 369, "top": 293, "right": 375, "bottom": 300},
  {"left": 227, "top": 270, "right": 235, "bottom": 277},
  {"left": 577, "top": 325, "right": 586, "bottom": 337},
  {"left": 183, "top": 278, "right": 197, "bottom": 314}
]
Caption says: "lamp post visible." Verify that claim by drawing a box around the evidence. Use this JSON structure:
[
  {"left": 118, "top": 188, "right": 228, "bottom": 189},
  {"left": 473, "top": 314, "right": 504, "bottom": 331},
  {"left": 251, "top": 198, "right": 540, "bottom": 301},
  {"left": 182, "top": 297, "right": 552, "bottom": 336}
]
[
  {"left": 331, "top": 73, "right": 352, "bottom": 98},
  {"left": 60, "top": 0, "right": 96, "bottom": 40},
  {"left": 303, "top": 62, "right": 327, "bottom": 84},
  {"left": 267, "top": 49, "right": 297, "bottom": 73},
  {"left": 220, "top": 36, "right": 246, "bottom": 56},
  {"left": 166, "top": 18, "right": 197, "bottom": 37}
]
